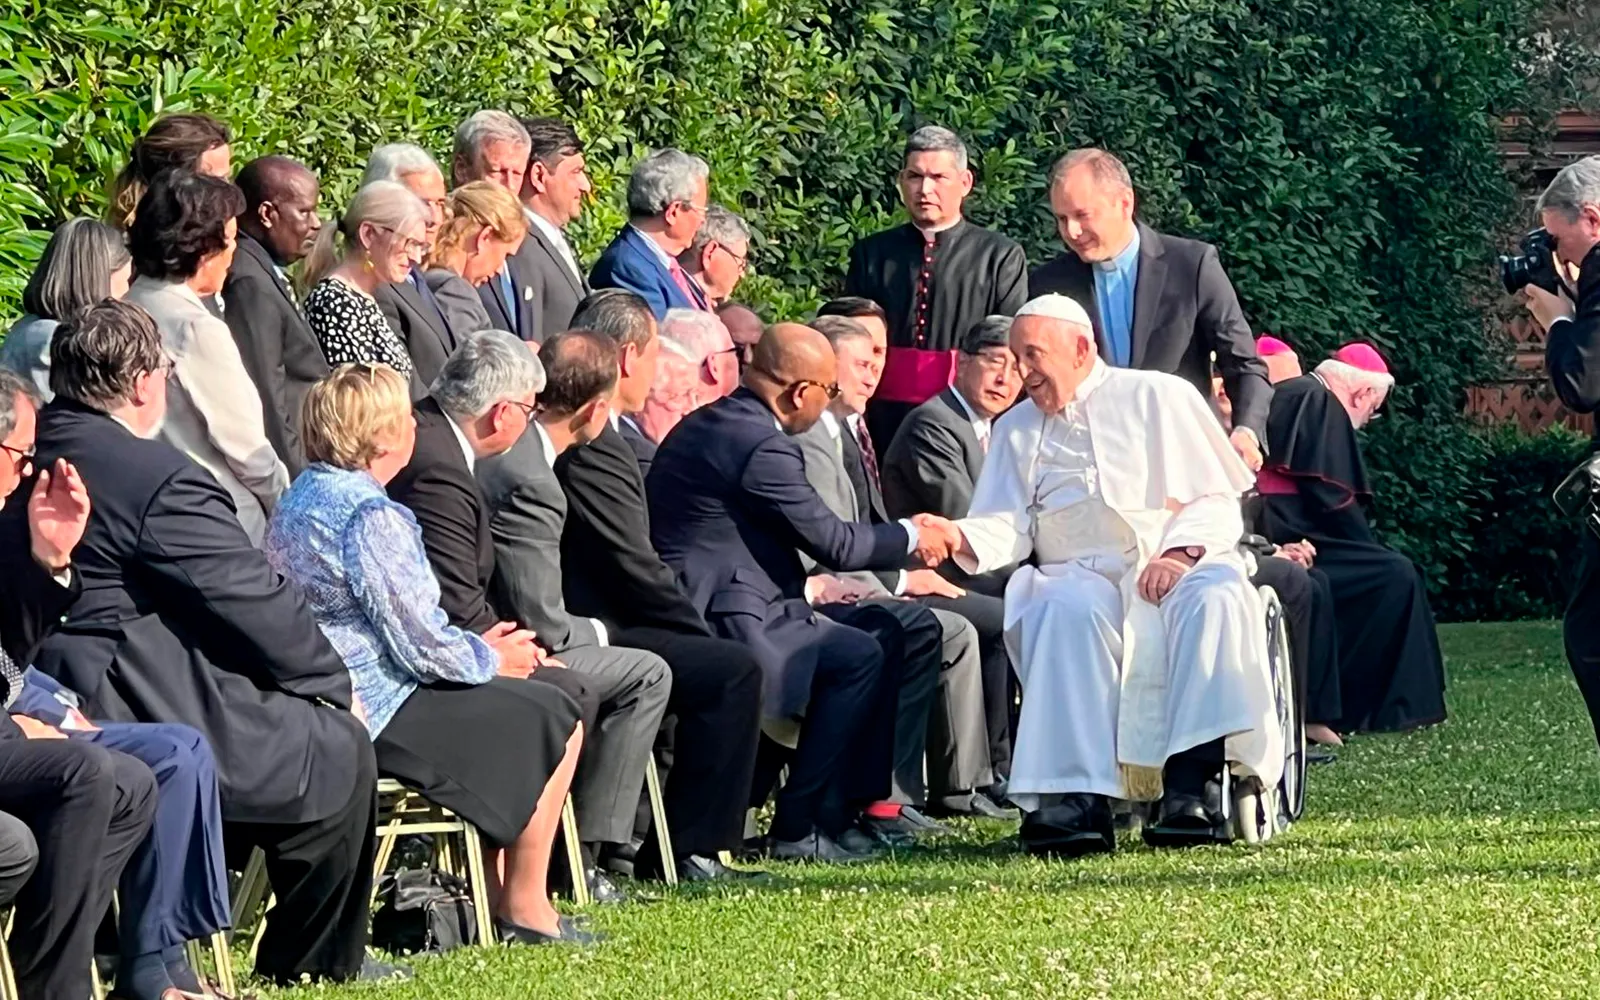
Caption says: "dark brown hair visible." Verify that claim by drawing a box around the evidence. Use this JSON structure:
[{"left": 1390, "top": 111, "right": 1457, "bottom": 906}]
[
  {"left": 127, "top": 171, "right": 246, "bottom": 281},
  {"left": 111, "top": 113, "right": 231, "bottom": 228},
  {"left": 49, "top": 300, "right": 165, "bottom": 409}
]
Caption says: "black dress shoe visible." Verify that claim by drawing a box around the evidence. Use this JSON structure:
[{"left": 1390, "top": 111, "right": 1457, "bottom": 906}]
[
  {"left": 496, "top": 914, "right": 603, "bottom": 946},
  {"left": 1143, "top": 778, "right": 1226, "bottom": 847},
  {"left": 678, "top": 854, "right": 772, "bottom": 884},
  {"left": 1020, "top": 793, "right": 1114, "bottom": 859},
  {"left": 598, "top": 838, "right": 642, "bottom": 879},
  {"left": 771, "top": 830, "right": 871, "bottom": 863},
  {"left": 858, "top": 814, "right": 919, "bottom": 848},
  {"left": 834, "top": 826, "right": 886, "bottom": 857},
  {"left": 587, "top": 867, "right": 630, "bottom": 904},
  {"left": 933, "top": 792, "right": 1018, "bottom": 820},
  {"left": 898, "top": 805, "right": 952, "bottom": 835}
]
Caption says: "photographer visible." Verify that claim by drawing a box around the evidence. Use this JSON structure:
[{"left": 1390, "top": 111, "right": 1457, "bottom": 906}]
[{"left": 1523, "top": 154, "right": 1600, "bottom": 746}]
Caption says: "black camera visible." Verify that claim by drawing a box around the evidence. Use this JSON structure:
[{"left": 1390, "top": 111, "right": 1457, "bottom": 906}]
[{"left": 1499, "top": 227, "right": 1561, "bottom": 295}]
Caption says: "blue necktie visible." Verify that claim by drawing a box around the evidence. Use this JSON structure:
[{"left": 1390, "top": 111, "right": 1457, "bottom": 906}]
[{"left": 497, "top": 269, "right": 519, "bottom": 335}]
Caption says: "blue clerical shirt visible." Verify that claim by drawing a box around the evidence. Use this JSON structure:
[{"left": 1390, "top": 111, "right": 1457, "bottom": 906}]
[{"left": 1093, "top": 229, "right": 1141, "bottom": 368}]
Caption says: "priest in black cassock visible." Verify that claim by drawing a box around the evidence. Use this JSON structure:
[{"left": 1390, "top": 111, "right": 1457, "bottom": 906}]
[
  {"left": 1258, "top": 342, "right": 1447, "bottom": 734},
  {"left": 843, "top": 126, "right": 1028, "bottom": 453}
]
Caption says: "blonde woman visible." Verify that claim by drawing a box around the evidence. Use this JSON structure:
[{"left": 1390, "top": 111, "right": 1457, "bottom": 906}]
[
  {"left": 264, "top": 363, "right": 595, "bottom": 946},
  {"left": 302, "top": 182, "right": 427, "bottom": 377},
  {"left": 404, "top": 181, "right": 529, "bottom": 384}
]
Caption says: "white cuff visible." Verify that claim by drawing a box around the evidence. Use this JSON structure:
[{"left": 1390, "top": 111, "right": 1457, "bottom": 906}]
[
  {"left": 897, "top": 518, "right": 920, "bottom": 555},
  {"left": 590, "top": 619, "right": 609, "bottom": 648},
  {"left": 893, "top": 571, "right": 908, "bottom": 596}
]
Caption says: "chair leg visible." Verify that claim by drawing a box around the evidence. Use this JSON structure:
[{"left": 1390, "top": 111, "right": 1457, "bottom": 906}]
[
  {"left": 248, "top": 893, "right": 273, "bottom": 966},
  {"left": 368, "top": 811, "right": 405, "bottom": 911},
  {"left": 90, "top": 958, "right": 107, "bottom": 1000},
  {"left": 0, "top": 920, "right": 16, "bottom": 1000},
  {"left": 210, "top": 931, "right": 235, "bottom": 995},
  {"left": 561, "top": 795, "right": 590, "bottom": 907},
  {"left": 460, "top": 824, "right": 498, "bottom": 948},
  {"left": 231, "top": 846, "right": 270, "bottom": 934},
  {"left": 645, "top": 758, "right": 677, "bottom": 886}
]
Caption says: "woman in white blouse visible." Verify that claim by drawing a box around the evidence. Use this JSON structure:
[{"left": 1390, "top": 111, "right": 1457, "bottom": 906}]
[{"left": 125, "top": 170, "right": 289, "bottom": 544}]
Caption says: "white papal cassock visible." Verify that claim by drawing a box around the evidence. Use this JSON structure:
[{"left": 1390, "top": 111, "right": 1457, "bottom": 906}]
[{"left": 954, "top": 360, "right": 1282, "bottom": 811}]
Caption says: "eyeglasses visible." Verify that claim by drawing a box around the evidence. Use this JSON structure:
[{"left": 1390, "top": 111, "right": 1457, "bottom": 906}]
[
  {"left": 0, "top": 442, "right": 34, "bottom": 477},
  {"left": 749, "top": 364, "right": 840, "bottom": 400},
  {"left": 703, "top": 346, "right": 739, "bottom": 376},
  {"left": 505, "top": 400, "right": 538, "bottom": 421},
  {"left": 713, "top": 243, "right": 749, "bottom": 273},
  {"left": 374, "top": 224, "right": 430, "bottom": 257},
  {"left": 675, "top": 200, "right": 709, "bottom": 217}
]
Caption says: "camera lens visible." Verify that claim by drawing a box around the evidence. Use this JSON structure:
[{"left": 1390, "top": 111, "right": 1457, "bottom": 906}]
[{"left": 1500, "top": 254, "right": 1531, "bottom": 294}]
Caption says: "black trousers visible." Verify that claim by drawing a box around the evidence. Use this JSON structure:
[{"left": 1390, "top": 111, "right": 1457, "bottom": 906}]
[
  {"left": 1566, "top": 531, "right": 1600, "bottom": 747},
  {"left": 761, "top": 608, "right": 890, "bottom": 841},
  {"left": 808, "top": 601, "right": 942, "bottom": 829},
  {"left": 0, "top": 738, "right": 156, "bottom": 1000},
  {"left": 614, "top": 627, "right": 763, "bottom": 859},
  {"left": 0, "top": 811, "right": 34, "bottom": 909},
  {"left": 919, "top": 589, "right": 1014, "bottom": 781},
  {"left": 1252, "top": 555, "right": 1342, "bottom": 727},
  {"left": 226, "top": 737, "right": 377, "bottom": 985}
]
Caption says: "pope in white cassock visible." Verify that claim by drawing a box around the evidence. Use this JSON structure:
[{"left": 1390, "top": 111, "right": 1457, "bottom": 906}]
[{"left": 949, "top": 294, "right": 1282, "bottom": 858}]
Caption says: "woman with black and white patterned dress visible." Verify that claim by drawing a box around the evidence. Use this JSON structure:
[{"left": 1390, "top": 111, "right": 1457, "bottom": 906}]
[{"left": 302, "top": 181, "right": 427, "bottom": 378}]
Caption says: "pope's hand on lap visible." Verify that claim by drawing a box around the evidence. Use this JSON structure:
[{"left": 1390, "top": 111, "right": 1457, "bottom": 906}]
[{"left": 1136, "top": 556, "right": 1191, "bottom": 605}]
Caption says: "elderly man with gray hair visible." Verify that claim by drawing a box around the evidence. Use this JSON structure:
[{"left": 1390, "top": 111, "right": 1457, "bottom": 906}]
[
  {"left": 591, "top": 148, "right": 713, "bottom": 319},
  {"left": 845, "top": 125, "right": 1029, "bottom": 454},
  {"left": 661, "top": 307, "right": 740, "bottom": 405},
  {"left": 677, "top": 204, "right": 750, "bottom": 307},
  {"left": 448, "top": 112, "right": 540, "bottom": 340},
  {"left": 387, "top": 329, "right": 669, "bottom": 904}
]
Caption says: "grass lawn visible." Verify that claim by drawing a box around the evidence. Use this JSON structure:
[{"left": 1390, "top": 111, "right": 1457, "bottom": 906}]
[{"left": 271, "top": 621, "right": 1600, "bottom": 999}]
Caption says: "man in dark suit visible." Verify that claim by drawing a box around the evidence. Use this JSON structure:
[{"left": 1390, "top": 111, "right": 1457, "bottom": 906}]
[
  {"left": 0, "top": 369, "right": 159, "bottom": 1000},
  {"left": 222, "top": 156, "right": 329, "bottom": 474},
  {"left": 1028, "top": 148, "right": 1271, "bottom": 468},
  {"left": 646, "top": 322, "right": 956, "bottom": 861},
  {"left": 516, "top": 117, "right": 593, "bottom": 343},
  {"left": 481, "top": 330, "right": 762, "bottom": 883},
  {"left": 24, "top": 302, "right": 383, "bottom": 985},
  {"left": 387, "top": 330, "right": 667, "bottom": 899},
  {"left": 590, "top": 149, "right": 712, "bottom": 319},
  {"left": 451, "top": 112, "right": 542, "bottom": 340},
  {"left": 363, "top": 144, "right": 476, "bottom": 389},
  {"left": 809, "top": 315, "right": 1017, "bottom": 814}
]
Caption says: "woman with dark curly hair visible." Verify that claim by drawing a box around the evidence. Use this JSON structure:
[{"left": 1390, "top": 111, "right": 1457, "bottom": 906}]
[
  {"left": 110, "top": 113, "right": 232, "bottom": 229},
  {"left": 125, "top": 170, "right": 290, "bottom": 544}
]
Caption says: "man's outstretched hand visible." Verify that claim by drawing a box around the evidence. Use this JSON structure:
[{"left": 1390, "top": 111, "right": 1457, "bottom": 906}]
[
  {"left": 909, "top": 513, "right": 961, "bottom": 568},
  {"left": 29, "top": 458, "right": 90, "bottom": 573},
  {"left": 1229, "top": 427, "right": 1264, "bottom": 472}
]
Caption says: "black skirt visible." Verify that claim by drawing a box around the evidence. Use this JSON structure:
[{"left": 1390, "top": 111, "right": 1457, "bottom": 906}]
[{"left": 374, "top": 677, "right": 582, "bottom": 846}]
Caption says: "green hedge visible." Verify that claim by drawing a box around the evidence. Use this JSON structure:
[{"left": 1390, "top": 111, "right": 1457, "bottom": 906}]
[{"left": 0, "top": 0, "right": 1594, "bottom": 616}]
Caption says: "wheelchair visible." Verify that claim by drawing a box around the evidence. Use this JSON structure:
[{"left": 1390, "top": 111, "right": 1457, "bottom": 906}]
[{"left": 1142, "top": 584, "right": 1306, "bottom": 847}]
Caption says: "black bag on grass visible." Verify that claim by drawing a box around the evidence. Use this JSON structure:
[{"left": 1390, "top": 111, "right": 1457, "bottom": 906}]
[{"left": 370, "top": 868, "right": 477, "bottom": 955}]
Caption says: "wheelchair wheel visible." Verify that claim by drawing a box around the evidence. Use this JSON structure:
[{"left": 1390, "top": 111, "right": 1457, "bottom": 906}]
[{"left": 1259, "top": 585, "right": 1306, "bottom": 831}]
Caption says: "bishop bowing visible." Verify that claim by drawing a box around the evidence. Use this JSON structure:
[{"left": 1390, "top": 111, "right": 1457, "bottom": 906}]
[
  {"left": 946, "top": 295, "right": 1282, "bottom": 858},
  {"left": 844, "top": 126, "right": 1028, "bottom": 453}
]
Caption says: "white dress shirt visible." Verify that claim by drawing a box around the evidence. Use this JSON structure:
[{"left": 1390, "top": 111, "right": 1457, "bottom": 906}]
[{"left": 527, "top": 209, "right": 583, "bottom": 286}]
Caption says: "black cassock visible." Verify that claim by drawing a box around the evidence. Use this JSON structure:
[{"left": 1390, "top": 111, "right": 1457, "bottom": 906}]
[
  {"left": 1258, "top": 374, "right": 1447, "bottom": 733},
  {"left": 844, "top": 220, "right": 1027, "bottom": 451}
]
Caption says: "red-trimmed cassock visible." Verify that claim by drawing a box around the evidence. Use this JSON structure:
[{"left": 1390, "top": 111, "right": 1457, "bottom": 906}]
[{"left": 844, "top": 219, "right": 1027, "bottom": 452}]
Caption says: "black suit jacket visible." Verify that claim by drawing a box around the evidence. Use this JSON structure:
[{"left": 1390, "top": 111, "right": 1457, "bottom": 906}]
[
  {"left": 645, "top": 389, "right": 909, "bottom": 716},
  {"left": 520, "top": 217, "right": 589, "bottom": 344},
  {"left": 376, "top": 271, "right": 469, "bottom": 395},
  {"left": 0, "top": 517, "right": 78, "bottom": 726},
  {"left": 22, "top": 399, "right": 364, "bottom": 823},
  {"left": 476, "top": 246, "right": 541, "bottom": 342},
  {"left": 1029, "top": 222, "right": 1272, "bottom": 436},
  {"left": 616, "top": 416, "right": 657, "bottom": 479},
  {"left": 220, "top": 234, "right": 329, "bottom": 474},
  {"left": 386, "top": 398, "right": 498, "bottom": 634},
  {"left": 553, "top": 423, "right": 711, "bottom": 637}
]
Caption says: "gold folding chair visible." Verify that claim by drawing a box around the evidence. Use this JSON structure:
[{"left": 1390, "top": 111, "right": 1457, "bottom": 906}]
[
  {"left": 0, "top": 921, "right": 15, "bottom": 1000},
  {"left": 560, "top": 794, "right": 590, "bottom": 906},
  {"left": 368, "top": 779, "right": 495, "bottom": 948},
  {"left": 643, "top": 758, "right": 677, "bottom": 887}
]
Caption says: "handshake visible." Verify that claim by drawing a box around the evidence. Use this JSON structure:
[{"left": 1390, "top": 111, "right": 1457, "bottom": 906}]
[{"left": 908, "top": 512, "right": 963, "bottom": 568}]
